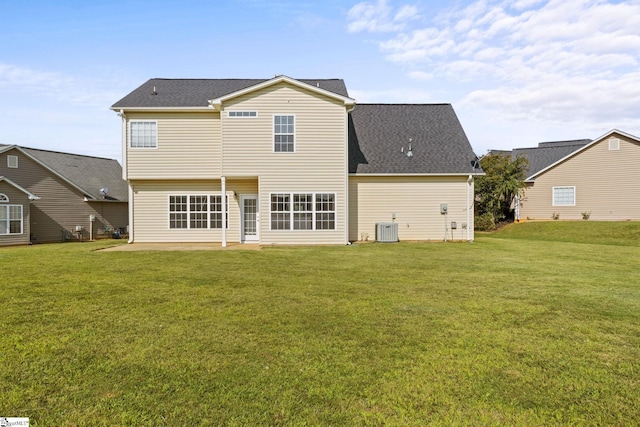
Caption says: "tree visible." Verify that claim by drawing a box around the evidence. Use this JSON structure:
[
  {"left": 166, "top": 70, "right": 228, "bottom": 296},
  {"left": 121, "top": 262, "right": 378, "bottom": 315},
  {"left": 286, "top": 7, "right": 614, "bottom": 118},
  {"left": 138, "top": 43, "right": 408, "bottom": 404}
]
[{"left": 475, "top": 153, "right": 529, "bottom": 226}]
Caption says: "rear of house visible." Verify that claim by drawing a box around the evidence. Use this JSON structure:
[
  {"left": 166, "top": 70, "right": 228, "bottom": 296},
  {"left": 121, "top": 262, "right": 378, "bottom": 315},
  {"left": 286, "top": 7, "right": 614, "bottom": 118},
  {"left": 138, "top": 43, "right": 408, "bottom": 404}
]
[
  {"left": 113, "top": 76, "right": 481, "bottom": 245},
  {"left": 0, "top": 176, "right": 37, "bottom": 246}
]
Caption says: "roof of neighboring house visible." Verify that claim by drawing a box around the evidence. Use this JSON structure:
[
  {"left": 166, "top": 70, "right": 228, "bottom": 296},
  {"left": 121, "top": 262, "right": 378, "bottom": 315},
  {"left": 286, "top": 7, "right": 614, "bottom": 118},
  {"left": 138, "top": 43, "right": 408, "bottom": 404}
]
[
  {"left": 516, "top": 140, "right": 591, "bottom": 179},
  {"left": 0, "top": 144, "right": 127, "bottom": 202},
  {"left": 349, "top": 104, "right": 482, "bottom": 175},
  {"left": 112, "top": 77, "right": 350, "bottom": 109}
]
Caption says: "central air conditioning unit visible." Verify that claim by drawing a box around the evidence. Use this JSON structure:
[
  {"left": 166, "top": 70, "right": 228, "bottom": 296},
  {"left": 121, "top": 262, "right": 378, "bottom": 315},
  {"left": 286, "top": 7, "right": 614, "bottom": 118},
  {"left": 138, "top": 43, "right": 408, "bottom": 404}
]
[{"left": 376, "top": 222, "right": 398, "bottom": 243}]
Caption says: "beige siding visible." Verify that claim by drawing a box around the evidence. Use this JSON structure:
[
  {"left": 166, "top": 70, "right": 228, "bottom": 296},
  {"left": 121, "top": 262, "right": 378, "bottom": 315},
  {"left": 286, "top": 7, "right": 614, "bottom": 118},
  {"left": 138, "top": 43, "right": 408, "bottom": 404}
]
[
  {"left": 223, "top": 82, "right": 348, "bottom": 244},
  {"left": 0, "top": 181, "right": 30, "bottom": 246},
  {"left": 130, "top": 179, "right": 257, "bottom": 243},
  {"left": 0, "top": 148, "right": 127, "bottom": 243},
  {"left": 520, "top": 135, "right": 640, "bottom": 220},
  {"left": 126, "top": 112, "right": 221, "bottom": 179},
  {"left": 349, "top": 176, "right": 474, "bottom": 242}
]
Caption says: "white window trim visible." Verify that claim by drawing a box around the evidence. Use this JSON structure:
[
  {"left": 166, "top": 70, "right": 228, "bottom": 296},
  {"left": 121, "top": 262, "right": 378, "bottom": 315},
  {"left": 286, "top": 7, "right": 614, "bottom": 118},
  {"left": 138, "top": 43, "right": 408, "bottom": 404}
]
[
  {"left": 129, "top": 120, "right": 158, "bottom": 149},
  {"left": 552, "top": 186, "right": 576, "bottom": 206},
  {"left": 167, "top": 194, "right": 229, "bottom": 230},
  {"left": 0, "top": 193, "right": 8, "bottom": 202},
  {"left": 7, "top": 155, "right": 18, "bottom": 168},
  {"left": 0, "top": 204, "right": 23, "bottom": 235},
  {"left": 273, "top": 114, "right": 296, "bottom": 153},
  {"left": 227, "top": 111, "right": 258, "bottom": 118},
  {"left": 269, "top": 192, "right": 336, "bottom": 231}
]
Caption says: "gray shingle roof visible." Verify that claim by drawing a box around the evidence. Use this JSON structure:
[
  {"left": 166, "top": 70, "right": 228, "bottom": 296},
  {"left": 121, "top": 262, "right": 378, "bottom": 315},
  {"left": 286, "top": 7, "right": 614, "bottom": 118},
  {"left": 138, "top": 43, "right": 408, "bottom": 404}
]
[
  {"left": 349, "top": 104, "right": 481, "bottom": 174},
  {"left": 495, "top": 139, "right": 591, "bottom": 179},
  {"left": 0, "top": 144, "right": 127, "bottom": 201},
  {"left": 112, "top": 78, "right": 350, "bottom": 109}
]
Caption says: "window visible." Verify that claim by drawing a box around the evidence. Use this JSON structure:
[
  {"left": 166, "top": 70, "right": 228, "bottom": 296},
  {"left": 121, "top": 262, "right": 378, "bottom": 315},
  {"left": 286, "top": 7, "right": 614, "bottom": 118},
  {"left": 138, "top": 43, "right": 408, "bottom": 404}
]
[
  {"left": 169, "top": 195, "right": 228, "bottom": 229},
  {"left": 270, "top": 193, "right": 290, "bottom": 230},
  {"left": 7, "top": 155, "right": 18, "bottom": 168},
  {"left": 270, "top": 193, "right": 336, "bottom": 230},
  {"left": 553, "top": 186, "right": 575, "bottom": 206},
  {"left": 0, "top": 205, "right": 23, "bottom": 235},
  {"left": 293, "top": 193, "right": 313, "bottom": 230},
  {"left": 130, "top": 121, "right": 157, "bottom": 148},
  {"left": 228, "top": 111, "right": 257, "bottom": 118},
  {"left": 315, "top": 193, "right": 336, "bottom": 230},
  {"left": 0, "top": 194, "right": 8, "bottom": 202},
  {"left": 274, "top": 115, "right": 295, "bottom": 152}
]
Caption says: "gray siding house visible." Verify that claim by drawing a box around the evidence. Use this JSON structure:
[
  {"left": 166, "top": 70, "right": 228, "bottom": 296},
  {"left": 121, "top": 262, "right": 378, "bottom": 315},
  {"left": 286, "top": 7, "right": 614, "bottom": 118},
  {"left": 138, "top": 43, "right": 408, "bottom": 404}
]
[{"left": 0, "top": 145, "right": 128, "bottom": 244}]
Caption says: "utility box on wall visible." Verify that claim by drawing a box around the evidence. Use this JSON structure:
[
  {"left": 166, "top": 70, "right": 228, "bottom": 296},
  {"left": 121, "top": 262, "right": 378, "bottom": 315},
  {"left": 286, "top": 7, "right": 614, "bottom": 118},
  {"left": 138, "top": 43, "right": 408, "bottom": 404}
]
[{"left": 376, "top": 222, "right": 398, "bottom": 243}]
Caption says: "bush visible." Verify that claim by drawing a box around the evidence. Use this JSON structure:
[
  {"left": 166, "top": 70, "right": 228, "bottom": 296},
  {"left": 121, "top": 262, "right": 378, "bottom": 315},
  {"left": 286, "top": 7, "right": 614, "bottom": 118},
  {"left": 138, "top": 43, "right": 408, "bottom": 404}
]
[{"left": 475, "top": 212, "right": 496, "bottom": 231}]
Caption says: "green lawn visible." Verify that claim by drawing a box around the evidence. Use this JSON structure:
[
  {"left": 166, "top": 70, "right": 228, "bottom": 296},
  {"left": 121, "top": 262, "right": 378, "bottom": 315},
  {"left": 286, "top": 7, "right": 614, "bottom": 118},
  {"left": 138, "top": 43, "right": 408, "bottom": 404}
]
[{"left": 1, "top": 222, "right": 639, "bottom": 425}]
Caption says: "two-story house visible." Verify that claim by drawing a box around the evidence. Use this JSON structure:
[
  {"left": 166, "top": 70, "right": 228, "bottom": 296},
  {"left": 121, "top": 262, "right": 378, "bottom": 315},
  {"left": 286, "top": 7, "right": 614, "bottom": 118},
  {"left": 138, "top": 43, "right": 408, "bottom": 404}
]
[
  {"left": 0, "top": 145, "right": 128, "bottom": 246},
  {"left": 111, "top": 75, "right": 481, "bottom": 245}
]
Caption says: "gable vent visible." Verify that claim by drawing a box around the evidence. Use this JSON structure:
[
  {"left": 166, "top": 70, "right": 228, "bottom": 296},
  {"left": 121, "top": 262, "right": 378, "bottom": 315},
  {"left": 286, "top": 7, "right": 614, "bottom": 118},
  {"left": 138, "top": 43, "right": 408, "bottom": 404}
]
[
  {"left": 609, "top": 138, "right": 620, "bottom": 151},
  {"left": 7, "top": 155, "right": 18, "bottom": 168}
]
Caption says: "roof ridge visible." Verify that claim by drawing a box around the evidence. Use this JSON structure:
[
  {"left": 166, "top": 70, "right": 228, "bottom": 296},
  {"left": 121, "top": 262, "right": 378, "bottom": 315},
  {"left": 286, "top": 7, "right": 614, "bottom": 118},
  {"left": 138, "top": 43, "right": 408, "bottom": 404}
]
[{"left": 19, "top": 145, "right": 118, "bottom": 162}]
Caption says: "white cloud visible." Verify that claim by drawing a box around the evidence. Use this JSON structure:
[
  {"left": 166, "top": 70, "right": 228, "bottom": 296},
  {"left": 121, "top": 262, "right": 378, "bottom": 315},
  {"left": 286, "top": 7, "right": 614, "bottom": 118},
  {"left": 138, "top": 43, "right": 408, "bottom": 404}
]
[
  {"left": 0, "top": 63, "right": 123, "bottom": 108},
  {"left": 352, "top": 0, "right": 640, "bottom": 138},
  {"left": 346, "top": 0, "right": 418, "bottom": 33}
]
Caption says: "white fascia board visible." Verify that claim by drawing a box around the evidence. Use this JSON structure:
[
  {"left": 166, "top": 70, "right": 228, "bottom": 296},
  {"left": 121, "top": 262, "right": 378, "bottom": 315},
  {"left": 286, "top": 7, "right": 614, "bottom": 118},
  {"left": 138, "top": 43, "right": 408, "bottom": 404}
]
[
  {"left": 109, "top": 107, "right": 214, "bottom": 112},
  {"left": 349, "top": 172, "right": 486, "bottom": 177},
  {"left": 10, "top": 146, "right": 97, "bottom": 200},
  {"left": 526, "top": 128, "right": 640, "bottom": 181},
  {"left": 0, "top": 176, "right": 40, "bottom": 200},
  {"left": 208, "top": 75, "right": 356, "bottom": 111}
]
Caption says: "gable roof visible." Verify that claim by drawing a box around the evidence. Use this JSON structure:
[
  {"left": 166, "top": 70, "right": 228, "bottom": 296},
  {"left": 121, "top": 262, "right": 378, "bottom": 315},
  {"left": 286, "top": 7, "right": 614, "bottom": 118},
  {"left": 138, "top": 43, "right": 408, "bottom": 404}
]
[
  {"left": 111, "top": 76, "right": 351, "bottom": 110},
  {"left": 0, "top": 145, "right": 127, "bottom": 202},
  {"left": 0, "top": 176, "right": 39, "bottom": 200},
  {"left": 349, "top": 104, "right": 482, "bottom": 175},
  {"left": 495, "top": 139, "right": 592, "bottom": 179}
]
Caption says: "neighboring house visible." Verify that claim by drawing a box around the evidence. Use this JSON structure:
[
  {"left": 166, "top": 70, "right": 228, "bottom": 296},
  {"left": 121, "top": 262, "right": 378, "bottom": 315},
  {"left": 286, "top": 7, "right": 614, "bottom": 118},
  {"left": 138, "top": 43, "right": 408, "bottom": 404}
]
[
  {"left": 0, "top": 145, "right": 128, "bottom": 244},
  {"left": 501, "top": 130, "right": 640, "bottom": 221},
  {"left": 0, "top": 176, "right": 38, "bottom": 246},
  {"left": 111, "top": 75, "right": 481, "bottom": 245}
]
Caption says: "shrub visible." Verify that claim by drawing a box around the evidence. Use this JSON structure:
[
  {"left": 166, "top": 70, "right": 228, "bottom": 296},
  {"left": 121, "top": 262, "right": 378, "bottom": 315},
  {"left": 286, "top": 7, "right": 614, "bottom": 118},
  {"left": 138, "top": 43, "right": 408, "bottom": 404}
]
[{"left": 475, "top": 212, "right": 496, "bottom": 231}]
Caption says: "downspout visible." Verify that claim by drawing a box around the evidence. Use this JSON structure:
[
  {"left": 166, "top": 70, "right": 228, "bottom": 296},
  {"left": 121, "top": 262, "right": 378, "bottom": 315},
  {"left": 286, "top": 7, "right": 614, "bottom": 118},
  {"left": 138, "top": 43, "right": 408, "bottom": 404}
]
[
  {"left": 221, "top": 176, "right": 227, "bottom": 247},
  {"left": 119, "top": 110, "right": 127, "bottom": 181},
  {"left": 128, "top": 184, "right": 134, "bottom": 243},
  {"left": 466, "top": 175, "right": 472, "bottom": 242}
]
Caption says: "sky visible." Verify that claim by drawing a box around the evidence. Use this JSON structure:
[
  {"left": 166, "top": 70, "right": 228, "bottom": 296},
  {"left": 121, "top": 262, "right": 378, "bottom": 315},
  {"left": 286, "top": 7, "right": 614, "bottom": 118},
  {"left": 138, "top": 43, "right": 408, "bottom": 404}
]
[{"left": 1, "top": 0, "right": 639, "bottom": 163}]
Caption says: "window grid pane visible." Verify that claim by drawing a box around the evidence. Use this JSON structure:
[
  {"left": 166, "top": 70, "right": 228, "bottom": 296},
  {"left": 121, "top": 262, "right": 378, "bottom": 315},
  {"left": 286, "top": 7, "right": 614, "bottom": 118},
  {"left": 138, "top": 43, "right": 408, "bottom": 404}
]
[
  {"left": 553, "top": 187, "right": 575, "bottom": 206},
  {"left": 131, "top": 121, "right": 157, "bottom": 148},
  {"left": 169, "top": 196, "right": 188, "bottom": 229},
  {"left": 315, "top": 193, "right": 336, "bottom": 230},
  {"left": 270, "top": 193, "right": 291, "bottom": 230},
  {"left": 190, "top": 195, "right": 208, "bottom": 229},
  {"left": 274, "top": 115, "right": 294, "bottom": 152}
]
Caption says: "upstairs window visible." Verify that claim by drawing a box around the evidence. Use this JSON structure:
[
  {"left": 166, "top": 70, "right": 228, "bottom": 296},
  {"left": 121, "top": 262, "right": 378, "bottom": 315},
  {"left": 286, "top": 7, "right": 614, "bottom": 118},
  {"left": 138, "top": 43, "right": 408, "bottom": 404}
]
[
  {"left": 130, "top": 121, "right": 157, "bottom": 148},
  {"left": 0, "top": 194, "right": 8, "bottom": 202},
  {"left": 553, "top": 186, "right": 575, "bottom": 206},
  {"left": 274, "top": 115, "right": 295, "bottom": 152}
]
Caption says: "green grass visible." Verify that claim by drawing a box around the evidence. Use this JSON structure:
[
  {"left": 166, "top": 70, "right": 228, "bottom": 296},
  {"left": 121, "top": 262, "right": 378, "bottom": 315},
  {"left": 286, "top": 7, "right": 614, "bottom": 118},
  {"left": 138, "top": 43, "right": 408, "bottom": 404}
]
[{"left": 1, "top": 223, "right": 639, "bottom": 425}]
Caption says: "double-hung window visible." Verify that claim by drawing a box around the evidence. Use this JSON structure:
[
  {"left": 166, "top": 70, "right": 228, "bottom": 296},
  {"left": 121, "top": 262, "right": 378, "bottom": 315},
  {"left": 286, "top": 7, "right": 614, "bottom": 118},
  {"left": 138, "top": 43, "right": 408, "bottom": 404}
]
[
  {"left": 270, "top": 193, "right": 336, "bottom": 230},
  {"left": 130, "top": 121, "right": 157, "bottom": 148},
  {"left": 274, "top": 115, "right": 295, "bottom": 152},
  {"left": 0, "top": 198, "right": 23, "bottom": 235},
  {"left": 553, "top": 186, "right": 575, "bottom": 206},
  {"left": 169, "top": 195, "right": 228, "bottom": 229}
]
